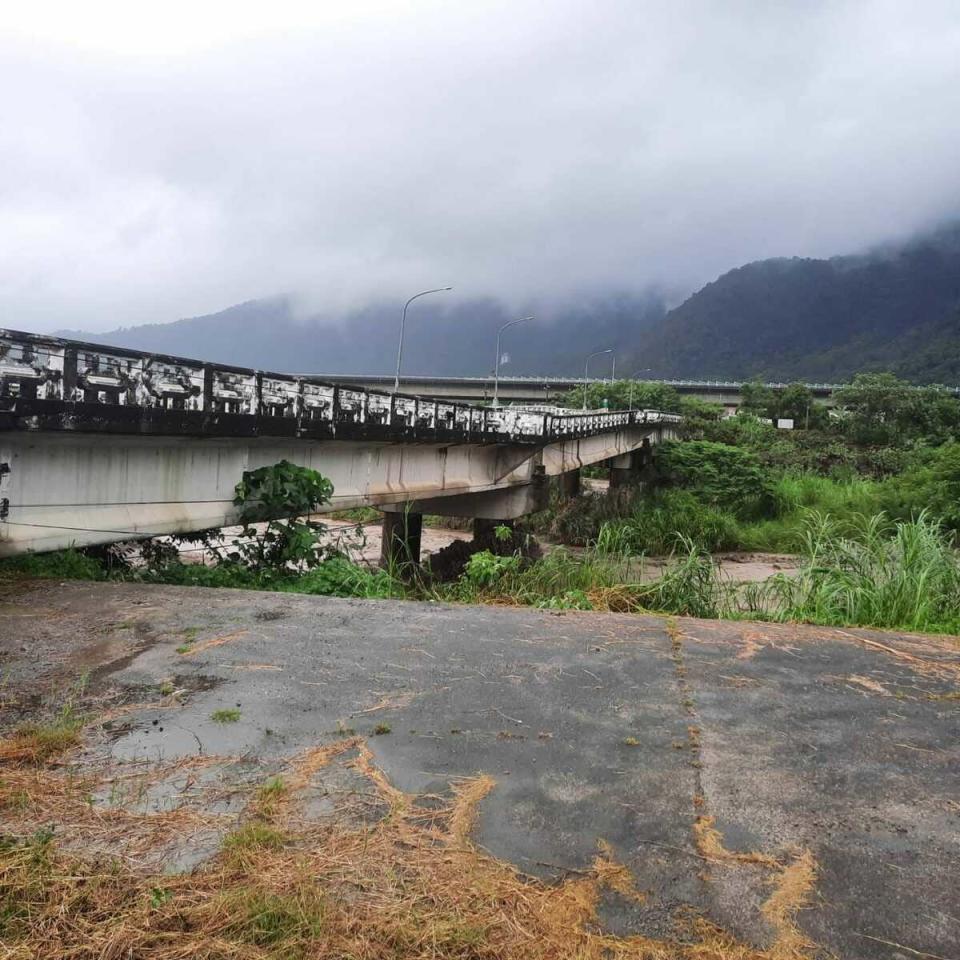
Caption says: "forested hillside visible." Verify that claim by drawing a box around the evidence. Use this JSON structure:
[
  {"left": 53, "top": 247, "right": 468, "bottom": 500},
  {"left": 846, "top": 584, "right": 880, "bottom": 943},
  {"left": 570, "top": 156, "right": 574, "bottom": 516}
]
[{"left": 637, "top": 223, "right": 960, "bottom": 382}]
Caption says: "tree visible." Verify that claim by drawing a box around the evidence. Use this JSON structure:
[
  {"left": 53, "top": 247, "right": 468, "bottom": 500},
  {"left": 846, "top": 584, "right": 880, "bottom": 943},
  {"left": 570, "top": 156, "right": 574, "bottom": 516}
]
[
  {"left": 774, "top": 383, "right": 829, "bottom": 429},
  {"left": 560, "top": 380, "right": 683, "bottom": 412},
  {"left": 739, "top": 379, "right": 777, "bottom": 418},
  {"left": 228, "top": 460, "right": 334, "bottom": 574},
  {"left": 832, "top": 373, "right": 960, "bottom": 445}
]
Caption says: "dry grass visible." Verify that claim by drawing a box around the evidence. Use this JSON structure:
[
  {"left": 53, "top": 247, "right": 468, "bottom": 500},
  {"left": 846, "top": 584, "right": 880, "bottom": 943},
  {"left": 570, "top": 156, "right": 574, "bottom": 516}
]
[
  {"left": 0, "top": 732, "right": 823, "bottom": 960},
  {"left": 761, "top": 851, "right": 817, "bottom": 960},
  {"left": 693, "top": 815, "right": 817, "bottom": 960},
  {"left": 693, "top": 816, "right": 780, "bottom": 869},
  {"left": 0, "top": 707, "right": 84, "bottom": 766}
]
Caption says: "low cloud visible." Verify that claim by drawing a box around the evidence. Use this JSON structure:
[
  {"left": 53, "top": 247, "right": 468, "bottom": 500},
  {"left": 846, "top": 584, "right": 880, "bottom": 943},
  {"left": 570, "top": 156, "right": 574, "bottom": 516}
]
[{"left": 2, "top": 0, "right": 959, "bottom": 331}]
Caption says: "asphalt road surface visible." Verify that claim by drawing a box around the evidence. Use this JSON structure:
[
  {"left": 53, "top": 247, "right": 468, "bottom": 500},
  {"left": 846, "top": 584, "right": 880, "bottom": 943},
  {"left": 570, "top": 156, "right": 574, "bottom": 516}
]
[{"left": 2, "top": 580, "right": 958, "bottom": 958}]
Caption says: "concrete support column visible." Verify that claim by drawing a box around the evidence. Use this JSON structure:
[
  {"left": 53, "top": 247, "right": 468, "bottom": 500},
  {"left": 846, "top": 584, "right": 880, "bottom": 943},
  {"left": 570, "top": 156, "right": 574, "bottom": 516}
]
[
  {"left": 380, "top": 511, "right": 423, "bottom": 569},
  {"left": 609, "top": 452, "right": 636, "bottom": 491},
  {"left": 560, "top": 468, "right": 581, "bottom": 499}
]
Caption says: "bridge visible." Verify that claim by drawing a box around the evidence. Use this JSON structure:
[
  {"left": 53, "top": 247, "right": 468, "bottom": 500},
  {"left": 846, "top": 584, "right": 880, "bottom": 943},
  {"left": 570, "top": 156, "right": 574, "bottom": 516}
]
[
  {"left": 319, "top": 373, "right": 847, "bottom": 412},
  {"left": 0, "top": 329, "right": 679, "bottom": 559}
]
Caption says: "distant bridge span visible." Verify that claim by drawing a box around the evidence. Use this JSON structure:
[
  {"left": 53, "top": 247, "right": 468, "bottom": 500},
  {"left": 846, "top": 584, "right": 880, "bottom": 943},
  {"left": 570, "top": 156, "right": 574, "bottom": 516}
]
[
  {"left": 320, "top": 374, "right": 848, "bottom": 410},
  {"left": 0, "top": 330, "right": 679, "bottom": 557}
]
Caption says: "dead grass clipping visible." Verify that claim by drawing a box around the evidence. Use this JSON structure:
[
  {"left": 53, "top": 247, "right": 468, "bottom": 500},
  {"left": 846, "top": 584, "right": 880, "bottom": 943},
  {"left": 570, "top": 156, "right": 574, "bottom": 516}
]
[{"left": 0, "top": 731, "right": 820, "bottom": 960}]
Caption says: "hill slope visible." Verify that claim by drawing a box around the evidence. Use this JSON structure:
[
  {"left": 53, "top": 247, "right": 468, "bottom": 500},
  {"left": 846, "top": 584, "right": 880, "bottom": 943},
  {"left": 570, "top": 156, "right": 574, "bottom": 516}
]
[{"left": 637, "top": 224, "right": 960, "bottom": 382}]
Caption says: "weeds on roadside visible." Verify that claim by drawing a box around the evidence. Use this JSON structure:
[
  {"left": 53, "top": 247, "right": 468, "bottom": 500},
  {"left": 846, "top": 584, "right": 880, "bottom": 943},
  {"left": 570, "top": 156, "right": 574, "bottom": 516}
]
[{"left": 0, "top": 674, "right": 89, "bottom": 766}]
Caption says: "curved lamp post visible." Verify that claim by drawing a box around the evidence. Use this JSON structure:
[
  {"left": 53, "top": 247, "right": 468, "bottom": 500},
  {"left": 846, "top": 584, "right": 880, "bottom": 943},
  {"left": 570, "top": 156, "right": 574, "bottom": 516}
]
[
  {"left": 627, "top": 367, "right": 652, "bottom": 410},
  {"left": 493, "top": 316, "right": 534, "bottom": 407},
  {"left": 582, "top": 349, "right": 613, "bottom": 410},
  {"left": 393, "top": 287, "right": 453, "bottom": 393}
]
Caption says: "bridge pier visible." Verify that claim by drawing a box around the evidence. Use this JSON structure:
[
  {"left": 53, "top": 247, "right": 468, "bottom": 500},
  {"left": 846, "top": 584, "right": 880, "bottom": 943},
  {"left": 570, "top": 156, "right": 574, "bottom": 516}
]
[
  {"left": 560, "top": 469, "right": 581, "bottom": 498},
  {"left": 609, "top": 438, "right": 652, "bottom": 490},
  {"left": 379, "top": 511, "right": 423, "bottom": 569}
]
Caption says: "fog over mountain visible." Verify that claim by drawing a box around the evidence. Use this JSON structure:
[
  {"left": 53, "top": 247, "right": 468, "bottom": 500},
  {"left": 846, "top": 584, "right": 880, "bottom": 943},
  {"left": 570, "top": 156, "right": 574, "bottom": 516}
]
[
  {"left": 56, "top": 221, "right": 960, "bottom": 383},
  {"left": 57, "top": 292, "right": 669, "bottom": 377},
  {"left": 3, "top": 1, "right": 960, "bottom": 336}
]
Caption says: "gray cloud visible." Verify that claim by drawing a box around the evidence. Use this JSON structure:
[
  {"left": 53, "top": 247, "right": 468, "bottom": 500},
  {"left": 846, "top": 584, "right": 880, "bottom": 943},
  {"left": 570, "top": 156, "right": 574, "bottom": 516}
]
[{"left": 2, "top": 0, "right": 959, "bottom": 332}]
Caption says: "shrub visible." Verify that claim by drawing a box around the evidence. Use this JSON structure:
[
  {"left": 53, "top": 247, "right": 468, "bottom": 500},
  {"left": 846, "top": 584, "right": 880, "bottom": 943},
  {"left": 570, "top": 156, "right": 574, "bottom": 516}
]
[
  {"left": 654, "top": 440, "right": 774, "bottom": 518},
  {"left": 462, "top": 550, "right": 521, "bottom": 589},
  {"left": 228, "top": 460, "right": 334, "bottom": 575},
  {"left": 601, "top": 491, "right": 743, "bottom": 555},
  {"left": 896, "top": 442, "right": 960, "bottom": 532},
  {"left": 0, "top": 549, "right": 105, "bottom": 582}
]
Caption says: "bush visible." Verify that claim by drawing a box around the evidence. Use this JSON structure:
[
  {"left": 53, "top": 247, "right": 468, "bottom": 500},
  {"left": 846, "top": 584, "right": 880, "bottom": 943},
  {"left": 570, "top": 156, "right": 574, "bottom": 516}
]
[
  {"left": 462, "top": 550, "right": 521, "bottom": 589},
  {"left": 0, "top": 548, "right": 106, "bottom": 582},
  {"left": 227, "top": 460, "right": 334, "bottom": 575},
  {"left": 601, "top": 491, "right": 743, "bottom": 555},
  {"left": 654, "top": 440, "right": 774, "bottom": 518},
  {"left": 896, "top": 442, "right": 960, "bottom": 532}
]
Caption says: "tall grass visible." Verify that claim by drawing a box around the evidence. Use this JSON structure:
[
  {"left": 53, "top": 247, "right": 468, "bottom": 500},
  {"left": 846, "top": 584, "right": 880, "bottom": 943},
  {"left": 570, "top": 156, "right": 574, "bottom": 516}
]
[
  {"left": 440, "top": 512, "right": 960, "bottom": 635},
  {"left": 766, "top": 511, "right": 960, "bottom": 633},
  {"left": 539, "top": 473, "right": 900, "bottom": 557}
]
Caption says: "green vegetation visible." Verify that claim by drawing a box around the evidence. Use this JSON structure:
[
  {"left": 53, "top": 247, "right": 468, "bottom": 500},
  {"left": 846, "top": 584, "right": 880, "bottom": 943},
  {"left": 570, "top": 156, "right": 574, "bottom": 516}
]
[
  {"left": 211, "top": 709, "right": 241, "bottom": 724},
  {"left": 0, "top": 548, "right": 105, "bottom": 582},
  {"left": 561, "top": 379, "right": 685, "bottom": 412},
  {"left": 0, "top": 681, "right": 87, "bottom": 766},
  {"left": 766, "top": 512, "right": 960, "bottom": 633},
  {"left": 223, "top": 822, "right": 287, "bottom": 854},
  {"left": 223, "top": 887, "right": 326, "bottom": 948},
  {"left": 630, "top": 223, "right": 960, "bottom": 382}
]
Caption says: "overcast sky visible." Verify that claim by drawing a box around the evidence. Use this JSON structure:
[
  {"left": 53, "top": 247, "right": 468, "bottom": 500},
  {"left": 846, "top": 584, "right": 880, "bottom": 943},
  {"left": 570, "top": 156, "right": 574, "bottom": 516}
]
[{"left": 2, "top": 0, "right": 959, "bottom": 333}]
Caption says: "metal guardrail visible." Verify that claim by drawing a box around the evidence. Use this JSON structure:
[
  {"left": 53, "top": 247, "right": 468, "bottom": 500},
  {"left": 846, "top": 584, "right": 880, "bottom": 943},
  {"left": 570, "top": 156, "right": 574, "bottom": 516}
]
[{"left": 0, "top": 329, "right": 680, "bottom": 444}]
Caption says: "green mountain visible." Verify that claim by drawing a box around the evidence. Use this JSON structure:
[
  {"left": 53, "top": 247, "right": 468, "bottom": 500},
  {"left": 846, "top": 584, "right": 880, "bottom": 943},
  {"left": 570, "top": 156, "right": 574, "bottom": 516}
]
[{"left": 638, "top": 224, "right": 960, "bottom": 383}]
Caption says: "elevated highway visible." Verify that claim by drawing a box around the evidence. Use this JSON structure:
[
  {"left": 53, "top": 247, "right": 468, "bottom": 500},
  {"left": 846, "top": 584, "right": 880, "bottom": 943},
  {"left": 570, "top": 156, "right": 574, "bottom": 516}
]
[
  {"left": 0, "top": 330, "right": 679, "bottom": 557},
  {"left": 320, "top": 374, "right": 847, "bottom": 412}
]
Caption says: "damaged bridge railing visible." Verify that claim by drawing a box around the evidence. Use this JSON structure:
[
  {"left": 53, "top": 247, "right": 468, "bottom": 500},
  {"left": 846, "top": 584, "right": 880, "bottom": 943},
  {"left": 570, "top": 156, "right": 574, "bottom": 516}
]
[{"left": 0, "top": 329, "right": 680, "bottom": 443}]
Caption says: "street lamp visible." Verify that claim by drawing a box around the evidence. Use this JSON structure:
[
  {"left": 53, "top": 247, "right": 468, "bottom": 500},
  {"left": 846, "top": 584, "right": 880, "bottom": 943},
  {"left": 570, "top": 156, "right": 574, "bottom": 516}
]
[
  {"left": 393, "top": 287, "right": 453, "bottom": 393},
  {"left": 583, "top": 349, "right": 613, "bottom": 410},
  {"left": 627, "top": 368, "right": 652, "bottom": 410},
  {"left": 493, "top": 316, "right": 533, "bottom": 407}
]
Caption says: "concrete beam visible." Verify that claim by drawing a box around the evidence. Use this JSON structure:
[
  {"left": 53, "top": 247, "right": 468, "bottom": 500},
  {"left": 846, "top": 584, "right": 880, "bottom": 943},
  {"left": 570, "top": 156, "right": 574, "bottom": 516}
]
[
  {"left": 382, "top": 481, "right": 547, "bottom": 521},
  {"left": 0, "top": 423, "right": 673, "bottom": 555}
]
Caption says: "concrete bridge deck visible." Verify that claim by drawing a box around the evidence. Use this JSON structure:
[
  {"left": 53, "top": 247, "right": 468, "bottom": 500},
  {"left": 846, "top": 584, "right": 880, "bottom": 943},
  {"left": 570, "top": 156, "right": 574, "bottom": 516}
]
[{"left": 0, "top": 329, "right": 678, "bottom": 555}]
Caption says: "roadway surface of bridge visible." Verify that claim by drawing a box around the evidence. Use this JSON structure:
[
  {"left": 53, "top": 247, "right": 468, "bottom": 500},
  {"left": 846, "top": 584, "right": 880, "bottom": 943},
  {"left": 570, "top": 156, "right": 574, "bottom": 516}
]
[{"left": 0, "top": 329, "right": 678, "bottom": 555}]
